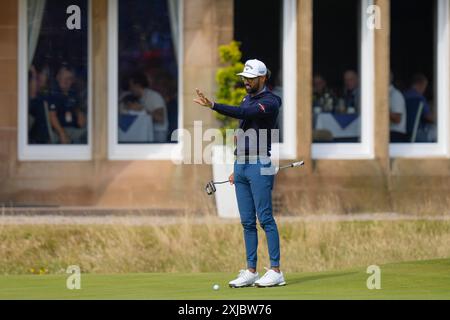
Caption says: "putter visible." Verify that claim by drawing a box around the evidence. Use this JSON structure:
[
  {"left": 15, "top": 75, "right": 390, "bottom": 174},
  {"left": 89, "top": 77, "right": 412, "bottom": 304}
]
[{"left": 205, "top": 161, "right": 305, "bottom": 195}]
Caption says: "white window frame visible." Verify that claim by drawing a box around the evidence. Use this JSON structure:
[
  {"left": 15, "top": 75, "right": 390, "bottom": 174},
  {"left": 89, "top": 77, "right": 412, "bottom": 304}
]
[
  {"left": 108, "top": 0, "right": 184, "bottom": 160},
  {"left": 311, "top": 0, "right": 375, "bottom": 159},
  {"left": 18, "top": 0, "right": 93, "bottom": 161},
  {"left": 389, "top": 0, "right": 449, "bottom": 158},
  {"left": 271, "top": 0, "right": 297, "bottom": 160}
]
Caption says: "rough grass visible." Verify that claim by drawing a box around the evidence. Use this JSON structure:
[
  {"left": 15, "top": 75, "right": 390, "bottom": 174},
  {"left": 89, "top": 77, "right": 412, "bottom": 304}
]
[{"left": 0, "top": 218, "right": 449, "bottom": 275}]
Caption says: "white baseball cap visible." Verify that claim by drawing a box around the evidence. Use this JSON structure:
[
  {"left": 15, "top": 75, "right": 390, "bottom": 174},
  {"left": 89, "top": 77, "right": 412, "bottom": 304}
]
[{"left": 237, "top": 59, "right": 267, "bottom": 78}]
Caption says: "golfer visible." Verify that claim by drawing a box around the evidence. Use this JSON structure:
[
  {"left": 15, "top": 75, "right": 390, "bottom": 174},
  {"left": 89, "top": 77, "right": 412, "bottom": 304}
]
[{"left": 194, "top": 59, "right": 285, "bottom": 287}]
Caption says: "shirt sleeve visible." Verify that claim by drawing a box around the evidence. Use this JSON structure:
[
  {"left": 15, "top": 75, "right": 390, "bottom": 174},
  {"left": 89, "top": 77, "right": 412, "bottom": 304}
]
[
  {"left": 152, "top": 92, "right": 166, "bottom": 109},
  {"left": 142, "top": 90, "right": 166, "bottom": 113},
  {"left": 390, "top": 90, "right": 405, "bottom": 114},
  {"left": 48, "top": 96, "right": 57, "bottom": 111},
  {"left": 212, "top": 99, "right": 278, "bottom": 120}
]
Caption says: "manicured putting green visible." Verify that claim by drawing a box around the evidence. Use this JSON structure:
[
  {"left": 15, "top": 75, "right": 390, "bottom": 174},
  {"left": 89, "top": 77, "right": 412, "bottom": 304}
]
[{"left": 0, "top": 259, "right": 449, "bottom": 299}]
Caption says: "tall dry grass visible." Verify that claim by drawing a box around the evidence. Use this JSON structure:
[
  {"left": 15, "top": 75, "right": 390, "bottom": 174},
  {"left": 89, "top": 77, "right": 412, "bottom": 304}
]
[{"left": 0, "top": 218, "right": 449, "bottom": 275}]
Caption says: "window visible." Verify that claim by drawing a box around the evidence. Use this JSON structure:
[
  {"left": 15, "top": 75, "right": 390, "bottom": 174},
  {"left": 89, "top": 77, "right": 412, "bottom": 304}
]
[
  {"left": 389, "top": 0, "right": 449, "bottom": 157},
  {"left": 108, "top": 0, "right": 183, "bottom": 160},
  {"left": 18, "top": 0, "right": 92, "bottom": 160},
  {"left": 312, "top": 0, "right": 374, "bottom": 159},
  {"left": 234, "top": 0, "right": 297, "bottom": 160}
]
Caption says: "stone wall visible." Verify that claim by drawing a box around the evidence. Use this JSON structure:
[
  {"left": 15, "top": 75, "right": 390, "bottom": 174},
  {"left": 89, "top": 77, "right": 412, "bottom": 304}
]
[{"left": 0, "top": 0, "right": 449, "bottom": 215}]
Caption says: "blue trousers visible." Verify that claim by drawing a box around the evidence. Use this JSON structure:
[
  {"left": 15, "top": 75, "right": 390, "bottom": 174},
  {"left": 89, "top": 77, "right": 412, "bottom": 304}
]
[{"left": 234, "top": 159, "right": 280, "bottom": 269}]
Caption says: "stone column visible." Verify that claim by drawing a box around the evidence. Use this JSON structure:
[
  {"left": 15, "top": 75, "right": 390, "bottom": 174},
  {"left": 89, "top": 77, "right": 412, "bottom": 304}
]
[
  {"left": 296, "top": 0, "right": 313, "bottom": 173},
  {"left": 374, "top": 0, "right": 390, "bottom": 174}
]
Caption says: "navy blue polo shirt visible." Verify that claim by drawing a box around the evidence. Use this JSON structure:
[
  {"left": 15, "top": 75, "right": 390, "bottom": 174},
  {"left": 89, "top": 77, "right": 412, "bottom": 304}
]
[
  {"left": 212, "top": 88, "right": 282, "bottom": 157},
  {"left": 48, "top": 89, "right": 80, "bottom": 128},
  {"left": 403, "top": 88, "right": 432, "bottom": 126}
]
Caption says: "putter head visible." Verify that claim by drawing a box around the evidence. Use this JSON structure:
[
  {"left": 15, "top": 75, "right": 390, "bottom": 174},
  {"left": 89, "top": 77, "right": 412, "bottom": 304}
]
[{"left": 205, "top": 181, "right": 216, "bottom": 195}]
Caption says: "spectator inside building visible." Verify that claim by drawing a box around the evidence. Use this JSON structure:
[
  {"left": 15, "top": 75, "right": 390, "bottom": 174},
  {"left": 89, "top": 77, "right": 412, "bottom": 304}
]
[
  {"left": 312, "top": 73, "right": 337, "bottom": 113},
  {"left": 48, "top": 65, "right": 87, "bottom": 144},
  {"left": 128, "top": 73, "right": 168, "bottom": 142},
  {"left": 339, "top": 70, "right": 360, "bottom": 114},
  {"left": 389, "top": 72, "right": 408, "bottom": 142},
  {"left": 145, "top": 69, "right": 178, "bottom": 142},
  {"left": 28, "top": 63, "right": 51, "bottom": 144},
  {"left": 121, "top": 94, "right": 146, "bottom": 115},
  {"left": 403, "top": 73, "right": 435, "bottom": 142}
]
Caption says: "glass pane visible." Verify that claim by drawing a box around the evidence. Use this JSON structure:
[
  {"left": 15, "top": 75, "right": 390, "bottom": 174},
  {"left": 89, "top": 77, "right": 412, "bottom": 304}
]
[
  {"left": 28, "top": 0, "right": 89, "bottom": 145},
  {"left": 234, "top": 0, "right": 284, "bottom": 143},
  {"left": 118, "top": 0, "right": 179, "bottom": 144},
  {"left": 312, "top": 0, "right": 361, "bottom": 143},
  {"left": 390, "top": 0, "right": 436, "bottom": 143}
]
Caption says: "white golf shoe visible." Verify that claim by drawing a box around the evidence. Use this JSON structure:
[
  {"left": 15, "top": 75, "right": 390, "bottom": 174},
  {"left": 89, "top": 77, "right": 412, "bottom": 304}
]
[
  {"left": 254, "top": 268, "right": 286, "bottom": 287},
  {"left": 228, "top": 269, "right": 259, "bottom": 288}
]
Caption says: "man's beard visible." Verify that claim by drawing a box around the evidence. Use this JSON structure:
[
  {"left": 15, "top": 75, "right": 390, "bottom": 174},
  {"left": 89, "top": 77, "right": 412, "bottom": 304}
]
[{"left": 245, "top": 80, "right": 260, "bottom": 94}]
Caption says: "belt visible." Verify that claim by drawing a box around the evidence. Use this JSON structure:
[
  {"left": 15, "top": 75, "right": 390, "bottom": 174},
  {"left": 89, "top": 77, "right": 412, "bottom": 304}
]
[{"left": 235, "top": 155, "right": 271, "bottom": 163}]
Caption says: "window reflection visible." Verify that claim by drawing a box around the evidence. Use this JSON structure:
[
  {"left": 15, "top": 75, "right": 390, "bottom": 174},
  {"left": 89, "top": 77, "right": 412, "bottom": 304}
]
[
  {"left": 27, "top": 0, "right": 88, "bottom": 145},
  {"left": 118, "top": 0, "right": 179, "bottom": 144}
]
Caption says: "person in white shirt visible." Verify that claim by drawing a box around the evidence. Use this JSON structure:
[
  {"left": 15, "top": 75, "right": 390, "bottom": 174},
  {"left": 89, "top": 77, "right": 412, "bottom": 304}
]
[
  {"left": 128, "top": 73, "right": 168, "bottom": 142},
  {"left": 389, "top": 73, "right": 407, "bottom": 142}
]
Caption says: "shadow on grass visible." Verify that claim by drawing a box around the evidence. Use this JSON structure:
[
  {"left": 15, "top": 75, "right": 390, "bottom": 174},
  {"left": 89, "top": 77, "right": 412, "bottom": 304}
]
[{"left": 287, "top": 272, "right": 359, "bottom": 286}]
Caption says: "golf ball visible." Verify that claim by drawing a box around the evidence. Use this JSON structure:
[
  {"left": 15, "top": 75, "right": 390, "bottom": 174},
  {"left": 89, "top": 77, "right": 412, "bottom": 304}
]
[{"left": 213, "top": 284, "right": 220, "bottom": 291}]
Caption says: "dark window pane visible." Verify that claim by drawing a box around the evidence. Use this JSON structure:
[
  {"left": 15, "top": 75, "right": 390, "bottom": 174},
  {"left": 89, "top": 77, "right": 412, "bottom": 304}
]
[
  {"left": 234, "top": 0, "right": 284, "bottom": 143},
  {"left": 390, "top": 0, "right": 436, "bottom": 143},
  {"left": 118, "top": 0, "right": 179, "bottom": 144},
  {"left": 28, "top": 0, "right": 89, "bottom": 145},
  {"left": 313, "top": 0, "right": 361, "bottom": 143}
]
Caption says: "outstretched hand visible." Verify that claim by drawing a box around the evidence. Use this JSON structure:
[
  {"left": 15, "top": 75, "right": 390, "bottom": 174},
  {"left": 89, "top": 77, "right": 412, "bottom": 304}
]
[{"left": 193, "top": 88, "right": 213, "bottom": 108}]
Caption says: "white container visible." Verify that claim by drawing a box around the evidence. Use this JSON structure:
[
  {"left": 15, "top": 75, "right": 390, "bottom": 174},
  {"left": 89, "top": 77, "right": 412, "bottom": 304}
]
[{"left": 211, "top": 145, "right": 239, "bottom": 218}]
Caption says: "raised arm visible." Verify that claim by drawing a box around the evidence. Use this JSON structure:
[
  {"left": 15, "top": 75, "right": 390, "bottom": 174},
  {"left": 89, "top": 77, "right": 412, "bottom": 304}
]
[
  {"left": 212, "top": 100, "right": 277, "bottom": 120},
  {"left": 193, "top": 88, "right": 277, "bottom": 120}
]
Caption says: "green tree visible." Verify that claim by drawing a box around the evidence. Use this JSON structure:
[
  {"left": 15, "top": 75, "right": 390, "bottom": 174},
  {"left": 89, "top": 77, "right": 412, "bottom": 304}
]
[{"left": 215, "top": 41, "right": 246, "bottom": 139}]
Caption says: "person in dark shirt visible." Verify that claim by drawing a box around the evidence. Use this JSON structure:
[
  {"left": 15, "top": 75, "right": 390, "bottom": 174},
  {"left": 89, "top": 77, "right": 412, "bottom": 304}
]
[
  {"left": 194, "top": 59, "right": 285, "bottom": 288},
  {"left": 28, "top": 64, "right": 51, "bottom": 144},
  {"left": 340, "top": 70, "right": 360, "bottom": 114},
  {"left": 48, "top": 65, "right": 87, "bottom": 144},
  {"left": 403, "top": 73, "right": 435, "bottom": 141},
  {"left": 312, "top": 73, "right": 337, "bottom": 113}
]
